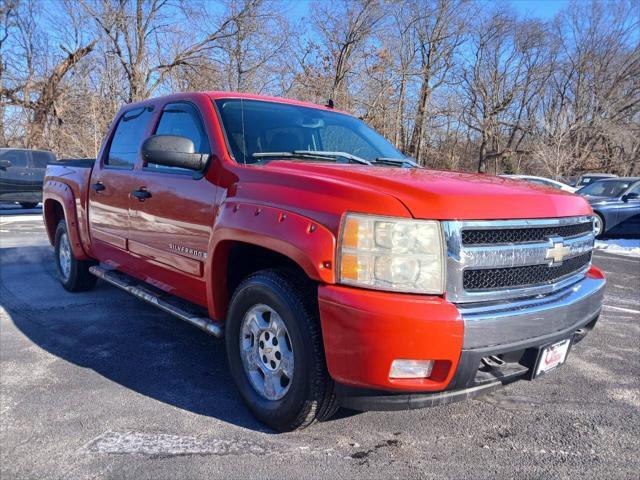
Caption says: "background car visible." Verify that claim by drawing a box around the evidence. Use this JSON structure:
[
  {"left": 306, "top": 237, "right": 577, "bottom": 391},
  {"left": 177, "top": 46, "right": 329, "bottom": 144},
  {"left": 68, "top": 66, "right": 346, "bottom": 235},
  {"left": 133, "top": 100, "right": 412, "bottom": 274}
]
[
  {"left": 577, "top": 177, "right": 640, "bottom": 237},
  {"left": 575, "top": 173, "right": 618, "bottom": 188},
  {"left": 501, "top": 174, "right": 577, "bottom": 192},
  {"left": 0, "top": 148, "right": 55, "bottom": 209}
]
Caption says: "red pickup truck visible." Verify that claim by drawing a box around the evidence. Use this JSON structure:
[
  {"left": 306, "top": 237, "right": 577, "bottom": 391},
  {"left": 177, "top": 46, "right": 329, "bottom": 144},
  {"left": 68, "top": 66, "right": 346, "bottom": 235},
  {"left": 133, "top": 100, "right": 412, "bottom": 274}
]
[{"left": 43, "top": 92, "right": 605, "bottom": 431}]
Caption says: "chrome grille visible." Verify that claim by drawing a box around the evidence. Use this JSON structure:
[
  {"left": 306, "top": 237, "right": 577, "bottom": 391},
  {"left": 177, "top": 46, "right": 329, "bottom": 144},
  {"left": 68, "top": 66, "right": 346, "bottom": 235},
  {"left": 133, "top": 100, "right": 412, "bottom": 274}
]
[
  {"left": 461, "top": 221, "right": 593, "bottom": 246},
  {"left": 444, "top": 216, "right": 595, "bottom": 303},
  {"left": 463, "top": 252, "right": 592, "bottom": 291}
]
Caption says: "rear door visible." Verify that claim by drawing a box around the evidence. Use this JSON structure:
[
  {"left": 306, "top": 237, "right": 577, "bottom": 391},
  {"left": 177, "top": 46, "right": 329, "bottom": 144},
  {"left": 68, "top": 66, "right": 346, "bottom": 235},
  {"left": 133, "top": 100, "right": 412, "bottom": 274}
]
[
  {"left": 88, "top": 106, "right": 154, "bottom": 267},
  {"left": 127, "top": 101, "right": 218, "bottom": 307}
]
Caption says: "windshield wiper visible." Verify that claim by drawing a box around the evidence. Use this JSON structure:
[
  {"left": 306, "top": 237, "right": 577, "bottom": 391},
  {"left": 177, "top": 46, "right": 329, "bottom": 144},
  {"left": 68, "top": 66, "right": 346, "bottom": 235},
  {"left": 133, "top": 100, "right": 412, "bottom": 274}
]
[
  {"left": 292, "top": 150, "right": 373, "bottom": 165},
  {"left": 252, "top": 151, "right": 337, "bottom": 162},
  {"left": 374, "top": 157, "right": 420, "bottom": 168}
]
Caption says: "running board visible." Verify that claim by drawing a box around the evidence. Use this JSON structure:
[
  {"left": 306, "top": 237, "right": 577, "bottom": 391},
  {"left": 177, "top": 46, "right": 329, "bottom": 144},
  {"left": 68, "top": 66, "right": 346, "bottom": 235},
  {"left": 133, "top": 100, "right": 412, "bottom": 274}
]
[{"left": 89, "top": 265, "right": 223, "bottom": 338}]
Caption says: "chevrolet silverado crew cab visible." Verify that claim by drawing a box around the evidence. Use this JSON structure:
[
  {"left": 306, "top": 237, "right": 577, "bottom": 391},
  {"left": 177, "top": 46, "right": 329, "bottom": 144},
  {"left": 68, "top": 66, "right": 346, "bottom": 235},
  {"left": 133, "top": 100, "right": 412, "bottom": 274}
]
[{"left": 43, "top": 92, "right": 605, "bottom": 431}]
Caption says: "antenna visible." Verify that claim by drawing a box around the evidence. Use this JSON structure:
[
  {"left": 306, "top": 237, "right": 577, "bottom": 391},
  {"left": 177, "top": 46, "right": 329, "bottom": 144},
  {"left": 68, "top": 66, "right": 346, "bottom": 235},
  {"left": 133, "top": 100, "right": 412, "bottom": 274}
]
[{"left": 325, "top": 99, "right": 334, "bottom": 109}]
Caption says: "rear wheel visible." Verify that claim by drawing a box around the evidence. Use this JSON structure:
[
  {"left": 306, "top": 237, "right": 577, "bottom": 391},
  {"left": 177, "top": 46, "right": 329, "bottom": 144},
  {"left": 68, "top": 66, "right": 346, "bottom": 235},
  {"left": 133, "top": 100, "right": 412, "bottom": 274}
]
[
  {"left": 225, "top": 269, "right": 338, "bottom": 432},
  {"left": 19, "top": 202, "right": 38, "bottom": 209},
  {"left": 54, "top": 220, "right": 97, "bottom": 292},
  {"left": 593, "top": 213, "right": 605, "bottom": 238}
]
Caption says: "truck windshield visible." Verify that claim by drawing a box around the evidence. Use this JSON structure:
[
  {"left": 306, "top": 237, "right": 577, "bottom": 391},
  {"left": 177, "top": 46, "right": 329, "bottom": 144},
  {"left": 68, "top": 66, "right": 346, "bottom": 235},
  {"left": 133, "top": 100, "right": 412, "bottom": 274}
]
[{"left": 215, "top": 98, "right": 404, "bottom": 165}]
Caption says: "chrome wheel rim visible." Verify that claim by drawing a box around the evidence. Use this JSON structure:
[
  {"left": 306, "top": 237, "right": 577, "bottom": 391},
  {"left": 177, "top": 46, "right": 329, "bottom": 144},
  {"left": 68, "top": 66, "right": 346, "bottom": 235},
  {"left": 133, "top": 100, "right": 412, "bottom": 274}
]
[
  {"left": 593, "top": 215, "right": 603, "bottom": 236},
  {"left": 240, "top": 304, "right": 294, "bottom": 401},
  {"left": 58, "top": 232, "right": 72, "bottom": 281}
]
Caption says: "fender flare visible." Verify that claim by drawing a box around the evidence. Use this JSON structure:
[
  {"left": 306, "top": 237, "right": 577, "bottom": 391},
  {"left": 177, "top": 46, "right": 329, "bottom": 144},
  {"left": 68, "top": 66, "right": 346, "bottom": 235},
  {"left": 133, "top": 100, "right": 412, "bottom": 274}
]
[
  {"left": 43, "top": 180, "right": 90, "bottom": 260},
  {"left": 205, "top": 202, "right": 336, "bottom": 319}
]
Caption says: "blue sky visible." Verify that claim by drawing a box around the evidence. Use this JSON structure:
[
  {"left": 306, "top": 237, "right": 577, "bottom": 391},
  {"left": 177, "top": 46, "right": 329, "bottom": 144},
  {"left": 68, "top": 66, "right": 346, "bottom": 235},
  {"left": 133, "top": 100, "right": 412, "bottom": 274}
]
[
  {"left": 287, "top": 0, "right": 570, "bottom": 21},
  {"left": 507, "top": 0, "right": 568, "bottom": 19}
]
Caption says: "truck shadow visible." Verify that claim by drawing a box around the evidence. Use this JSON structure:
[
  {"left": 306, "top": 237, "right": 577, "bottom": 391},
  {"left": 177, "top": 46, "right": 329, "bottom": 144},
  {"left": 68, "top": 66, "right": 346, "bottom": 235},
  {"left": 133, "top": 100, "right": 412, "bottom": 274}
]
[{"left": 0, "top": 245, "right": 356, "bottom": 433}]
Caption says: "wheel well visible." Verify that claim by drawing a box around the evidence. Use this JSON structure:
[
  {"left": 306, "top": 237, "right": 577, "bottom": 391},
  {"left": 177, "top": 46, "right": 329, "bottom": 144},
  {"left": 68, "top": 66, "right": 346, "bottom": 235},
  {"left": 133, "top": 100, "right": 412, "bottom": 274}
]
[
  {"left": 226, "top": 242, "right": 310, "bottom": 298},
  {"left": 43, "top": 200, "right": 65, "bottom": 244}
]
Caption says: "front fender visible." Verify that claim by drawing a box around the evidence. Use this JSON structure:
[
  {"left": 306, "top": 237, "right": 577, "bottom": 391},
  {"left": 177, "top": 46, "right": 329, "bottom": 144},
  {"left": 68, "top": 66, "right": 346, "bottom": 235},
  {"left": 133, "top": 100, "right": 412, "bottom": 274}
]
[{"left": 206, "top": 202, "right": 336, "bottom": 319}]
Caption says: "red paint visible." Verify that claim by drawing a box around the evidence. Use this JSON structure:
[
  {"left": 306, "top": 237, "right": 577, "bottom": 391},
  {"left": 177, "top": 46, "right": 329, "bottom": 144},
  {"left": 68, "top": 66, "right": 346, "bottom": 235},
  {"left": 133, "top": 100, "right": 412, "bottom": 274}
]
[
  {"left": 587, "top": 265, "right": 606, "bottom": 279},
  {"left": 318, "top": 285, "right": 463, "bottom": 391},
  {"left": 43, "top": 91, "right": 596, "bottom": 393}
]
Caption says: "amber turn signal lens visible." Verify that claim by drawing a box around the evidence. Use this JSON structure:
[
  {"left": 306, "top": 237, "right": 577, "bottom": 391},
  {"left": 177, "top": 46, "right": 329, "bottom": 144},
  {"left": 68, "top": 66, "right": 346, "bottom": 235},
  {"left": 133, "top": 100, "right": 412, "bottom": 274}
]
[
  {"left": 341, "top": 216, "right": 361, "bottom": 249},
  {"left": 340, "top": 253, "right": 359, "bottom": 281}
]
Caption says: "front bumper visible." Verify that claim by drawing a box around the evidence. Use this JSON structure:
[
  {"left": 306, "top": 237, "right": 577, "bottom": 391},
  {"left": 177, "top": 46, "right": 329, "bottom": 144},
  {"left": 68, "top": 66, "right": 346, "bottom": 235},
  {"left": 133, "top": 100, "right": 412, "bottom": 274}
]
[{"left": 318, "top": 266, "right": 605, "bottom": 409}]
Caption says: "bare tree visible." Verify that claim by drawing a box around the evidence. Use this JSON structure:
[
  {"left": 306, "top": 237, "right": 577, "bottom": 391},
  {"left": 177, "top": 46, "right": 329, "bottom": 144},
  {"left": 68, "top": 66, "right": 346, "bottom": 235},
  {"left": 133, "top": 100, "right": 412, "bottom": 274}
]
[
  {"left": 80, "top": 0, "right": 260, "bottom": 102},
  {"left": 461, "top": 10, "right": 552, "bottom": 173},
  {"left": 406, "top": 0, "right": 466, "bottom": 163},
  {"left": 312, "top": 0, "right": 382, "bottom": 107},
  {"left": 0, "top": 0, "right": 96, "bottom": 148},
  {"left": 1, "top": 0, "right": 637, "bottom": 176}
]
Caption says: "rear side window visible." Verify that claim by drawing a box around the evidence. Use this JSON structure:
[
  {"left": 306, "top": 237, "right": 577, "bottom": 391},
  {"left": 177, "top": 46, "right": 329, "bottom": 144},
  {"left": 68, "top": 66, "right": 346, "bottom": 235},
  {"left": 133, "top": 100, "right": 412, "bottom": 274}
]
[
  {"left": 146, "top": 102, "right": 209, "bottom": 173},
  {"left": 31, "top": 151, "right": 56, "bottom": 168},
  {"left": 106, "top": 107, "right": 153, "bottom": 168},
  {"left": 0, "top": 149, "right": 28, "bottom": 167}
]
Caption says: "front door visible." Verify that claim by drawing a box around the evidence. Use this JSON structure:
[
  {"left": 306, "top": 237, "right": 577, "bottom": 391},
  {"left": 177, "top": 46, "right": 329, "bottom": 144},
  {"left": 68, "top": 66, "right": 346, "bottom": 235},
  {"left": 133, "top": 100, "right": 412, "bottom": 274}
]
[
  {"left": 127, "top": 101, "right": 218, "bottom": 307},
  {"left": 0, "top": 149, "right": 37, "bottom": 204},
  {"left": 88, "top": 106, "right": 154, "bottom": 270},
  {"left": 616, "top": 183, "right": 640, "bottom": 234}
]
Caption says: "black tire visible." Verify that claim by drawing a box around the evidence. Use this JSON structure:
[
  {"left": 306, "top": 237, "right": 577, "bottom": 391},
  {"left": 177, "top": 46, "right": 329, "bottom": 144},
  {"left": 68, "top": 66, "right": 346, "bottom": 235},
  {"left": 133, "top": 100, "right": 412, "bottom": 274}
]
[
  {"left": 593, "top": 212, "right": 605, "bottom": 238},
  {"left": 19, "top": 202, "right": 39, "bottom": 209},
  {"left": 225, "top": 269, "right": 338, "bottom": 432},
  {"left": 54, "top": 219, "right": 97, "bottom": 292}
]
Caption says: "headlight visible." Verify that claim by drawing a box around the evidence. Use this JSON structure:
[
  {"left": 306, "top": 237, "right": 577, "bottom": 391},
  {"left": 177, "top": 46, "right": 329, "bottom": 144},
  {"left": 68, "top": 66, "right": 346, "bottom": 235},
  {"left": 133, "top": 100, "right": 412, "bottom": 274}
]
[{"left": 337, "top": 213, "right": 445, "bottom": 294}]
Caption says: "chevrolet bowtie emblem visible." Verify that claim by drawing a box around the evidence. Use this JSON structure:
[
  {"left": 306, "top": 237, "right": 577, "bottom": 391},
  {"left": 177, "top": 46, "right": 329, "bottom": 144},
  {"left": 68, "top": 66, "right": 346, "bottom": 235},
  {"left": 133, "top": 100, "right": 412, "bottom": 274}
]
[{"left": 546, "top": 238, "right": 571, "bottom": 264}]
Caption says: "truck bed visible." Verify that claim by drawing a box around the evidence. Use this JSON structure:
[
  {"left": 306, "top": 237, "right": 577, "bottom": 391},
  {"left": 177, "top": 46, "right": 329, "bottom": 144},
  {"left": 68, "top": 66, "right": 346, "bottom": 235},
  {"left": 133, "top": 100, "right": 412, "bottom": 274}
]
[{"left": 51, "top": 159, "right": 95, "bottom": 168}]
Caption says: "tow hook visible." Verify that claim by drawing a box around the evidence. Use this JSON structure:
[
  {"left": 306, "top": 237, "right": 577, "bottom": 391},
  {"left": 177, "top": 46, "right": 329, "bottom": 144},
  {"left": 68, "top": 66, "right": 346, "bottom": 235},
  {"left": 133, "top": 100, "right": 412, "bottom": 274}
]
[{"left": 481, "top": 355, "right": 507, "bottom": 369}]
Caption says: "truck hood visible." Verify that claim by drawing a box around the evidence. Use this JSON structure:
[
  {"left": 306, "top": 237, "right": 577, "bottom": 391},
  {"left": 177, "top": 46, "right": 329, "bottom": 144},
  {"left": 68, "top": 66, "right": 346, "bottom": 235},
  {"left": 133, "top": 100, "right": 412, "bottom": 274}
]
[{"left": 258, "top": 161, "right": 592, "bottom": 220}]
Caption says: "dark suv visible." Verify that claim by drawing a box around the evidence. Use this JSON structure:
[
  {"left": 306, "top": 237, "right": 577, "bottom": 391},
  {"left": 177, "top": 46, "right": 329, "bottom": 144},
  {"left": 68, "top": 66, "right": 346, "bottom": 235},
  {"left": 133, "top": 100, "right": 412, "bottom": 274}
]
[{"left": 0, "top": 148, "right": 55, "bottom": 209}]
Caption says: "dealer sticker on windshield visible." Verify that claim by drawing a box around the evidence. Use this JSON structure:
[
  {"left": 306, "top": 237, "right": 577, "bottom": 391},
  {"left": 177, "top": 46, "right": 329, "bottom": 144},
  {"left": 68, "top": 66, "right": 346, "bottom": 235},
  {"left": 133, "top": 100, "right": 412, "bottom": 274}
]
[{"left": 535, "top": 339, "right": 571, "bottom": 377}]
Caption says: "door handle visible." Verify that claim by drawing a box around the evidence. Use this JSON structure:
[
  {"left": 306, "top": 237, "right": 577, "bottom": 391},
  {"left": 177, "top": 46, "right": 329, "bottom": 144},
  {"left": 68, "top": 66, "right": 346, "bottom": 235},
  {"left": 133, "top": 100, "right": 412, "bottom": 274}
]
[
  {"left": 132, "top": 188, "right": 152, "bottom": 201},
  {"left": 91, "top": 182, "right": 105, "bottom": 192}
]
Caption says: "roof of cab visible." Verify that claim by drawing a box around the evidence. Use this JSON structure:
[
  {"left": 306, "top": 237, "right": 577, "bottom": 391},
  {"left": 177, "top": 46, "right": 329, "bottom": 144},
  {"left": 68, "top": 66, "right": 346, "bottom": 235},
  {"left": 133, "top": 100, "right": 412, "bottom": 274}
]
[
  {"left": 205, "top": 91, "right": 345, "bottom": 113},
  {"left": 119, "top": 91, "right": 349, "bottom": 116}
]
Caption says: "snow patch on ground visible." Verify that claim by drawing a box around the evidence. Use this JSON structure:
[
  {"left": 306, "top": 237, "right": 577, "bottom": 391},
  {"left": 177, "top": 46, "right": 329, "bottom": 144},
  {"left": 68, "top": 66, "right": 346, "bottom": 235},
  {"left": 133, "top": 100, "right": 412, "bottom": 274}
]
[{"left": 594, "top": 238, "right": 640, "bottom": 257}]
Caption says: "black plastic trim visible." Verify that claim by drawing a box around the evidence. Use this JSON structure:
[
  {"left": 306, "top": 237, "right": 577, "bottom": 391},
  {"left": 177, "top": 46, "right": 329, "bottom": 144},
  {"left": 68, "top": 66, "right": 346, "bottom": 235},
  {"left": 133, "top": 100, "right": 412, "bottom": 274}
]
[{"left": 335, "top": 314, "right": 599, "bottom": 412}]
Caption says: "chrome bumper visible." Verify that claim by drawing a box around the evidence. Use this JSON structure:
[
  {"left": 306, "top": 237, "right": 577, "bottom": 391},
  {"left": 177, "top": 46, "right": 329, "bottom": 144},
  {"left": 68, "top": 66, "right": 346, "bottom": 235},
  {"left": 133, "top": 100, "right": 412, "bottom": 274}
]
[{"left": 457, "top": 276, "right": 605, "bottom": 349}]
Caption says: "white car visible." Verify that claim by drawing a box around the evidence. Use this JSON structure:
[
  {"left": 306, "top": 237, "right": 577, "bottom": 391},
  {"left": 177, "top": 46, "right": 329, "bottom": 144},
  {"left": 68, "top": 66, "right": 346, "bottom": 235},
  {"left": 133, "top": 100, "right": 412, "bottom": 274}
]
[{"left": 501, "top": 175, "right": 577, "bottom": 193}]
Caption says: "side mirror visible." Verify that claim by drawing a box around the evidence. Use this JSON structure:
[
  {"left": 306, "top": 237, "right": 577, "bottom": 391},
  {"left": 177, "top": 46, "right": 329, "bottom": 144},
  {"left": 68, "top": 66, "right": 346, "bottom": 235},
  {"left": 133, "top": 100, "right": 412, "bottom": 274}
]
[
  {"left": 141, "top": 135, "right": 208, "bottom": 171},
  {"left": 0, "top": 159, "right": 12, "bottom": 170},
  {"left": 622, "top": 192, "right": 639, "bottom": 202}
]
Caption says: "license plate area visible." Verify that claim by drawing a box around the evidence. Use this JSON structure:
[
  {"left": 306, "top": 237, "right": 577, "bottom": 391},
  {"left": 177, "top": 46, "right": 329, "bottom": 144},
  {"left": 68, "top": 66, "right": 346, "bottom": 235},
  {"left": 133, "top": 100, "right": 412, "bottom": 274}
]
[{"left": 534, "top": 338, "right": 571, "bottom": 378}]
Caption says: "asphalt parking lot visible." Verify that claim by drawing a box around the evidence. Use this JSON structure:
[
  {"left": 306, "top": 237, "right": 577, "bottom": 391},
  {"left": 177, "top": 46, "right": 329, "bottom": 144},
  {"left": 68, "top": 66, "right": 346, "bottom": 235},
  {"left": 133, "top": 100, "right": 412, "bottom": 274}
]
[{"left": 1, "top": 206, "right": 639, "bottom": 479}]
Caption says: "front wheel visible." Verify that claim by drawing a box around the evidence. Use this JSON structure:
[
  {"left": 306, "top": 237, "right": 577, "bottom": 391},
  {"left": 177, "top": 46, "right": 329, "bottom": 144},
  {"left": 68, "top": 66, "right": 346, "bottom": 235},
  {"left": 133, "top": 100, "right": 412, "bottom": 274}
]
[
  {"left": 593, "top": 213, "right": 605, "bottom": 238},
  {"left": 225, "top": 269, "right": 338, "bottom": 431},
  {"left": 54, "top": 219, "right": 97, "bottom": 292}
]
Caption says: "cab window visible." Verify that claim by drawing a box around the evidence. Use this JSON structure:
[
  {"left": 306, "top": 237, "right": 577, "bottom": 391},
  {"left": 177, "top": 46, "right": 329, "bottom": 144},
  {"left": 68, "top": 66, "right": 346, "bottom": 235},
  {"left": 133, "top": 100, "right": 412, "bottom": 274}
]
[
  {"left": 146, "top": 102, "right": 210, "bottom": 173},
  {"left": 106, "top": 107, "right": 153, "bottom": 168},
  {"left": 0, "top": 149, "right": 28, "bottom": 167}
]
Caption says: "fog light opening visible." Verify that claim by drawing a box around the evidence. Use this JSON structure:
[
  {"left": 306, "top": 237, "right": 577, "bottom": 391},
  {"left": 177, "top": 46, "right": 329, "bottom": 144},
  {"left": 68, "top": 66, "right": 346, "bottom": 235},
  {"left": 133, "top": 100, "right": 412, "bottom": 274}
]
[{"left": 389, "top": 359, "right": 435, "bottom": 379}]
